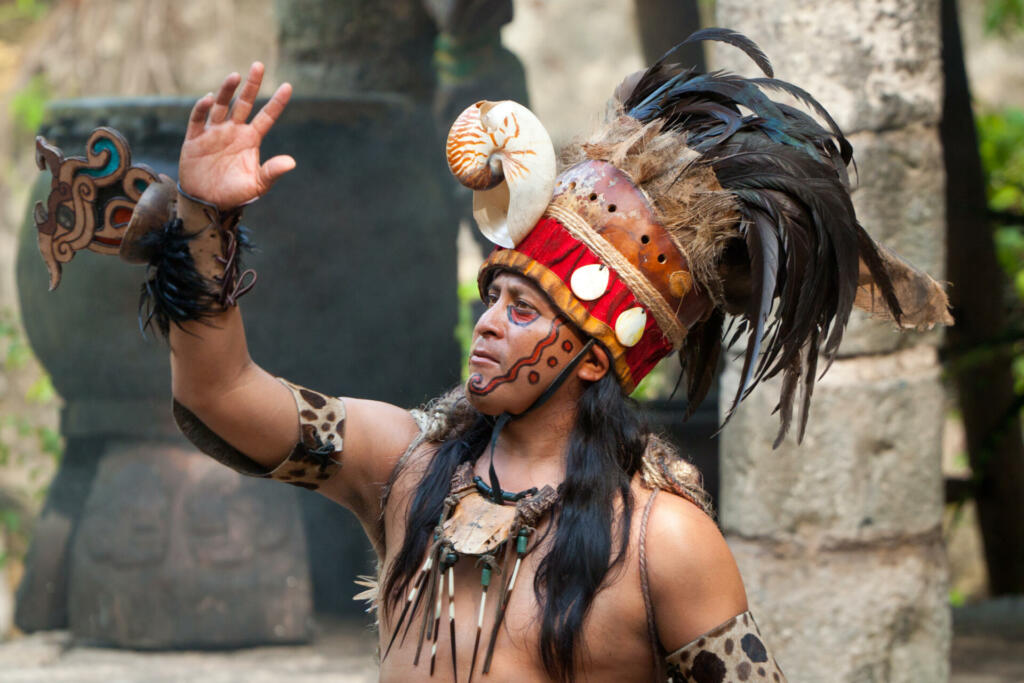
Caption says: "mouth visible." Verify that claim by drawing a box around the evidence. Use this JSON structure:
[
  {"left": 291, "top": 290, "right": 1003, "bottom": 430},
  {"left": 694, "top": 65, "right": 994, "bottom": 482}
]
[{"left": 469, "top": 348, "right": 500, "bottom": 366}]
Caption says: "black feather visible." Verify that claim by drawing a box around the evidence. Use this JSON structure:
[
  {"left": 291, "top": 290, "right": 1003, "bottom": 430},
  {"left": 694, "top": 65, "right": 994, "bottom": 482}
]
[
  {"left": 671, "top": 27, "right": 774, "bottom": 78},
  {"left": 615, "top": 29, "right": 903, "bottom": 442},
  {"left": 680, "top": 308, "right": 724, "bottom": 416},
  {"left": 136, "top": 220, "right": 253, "bottom": 338}
]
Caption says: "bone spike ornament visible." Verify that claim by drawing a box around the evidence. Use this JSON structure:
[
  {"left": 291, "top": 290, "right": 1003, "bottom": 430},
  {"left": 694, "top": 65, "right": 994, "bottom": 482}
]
[{"left": 446, "top": 100, "right": 556, "bottom": 248}]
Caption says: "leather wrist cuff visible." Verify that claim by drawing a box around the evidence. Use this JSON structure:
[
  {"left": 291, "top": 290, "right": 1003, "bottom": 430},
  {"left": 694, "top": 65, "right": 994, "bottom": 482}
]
[
  {"left": 175, "top": 185, "right": 256, "bottom": 308},
  {"left": 120, "top": 177, "right": 257, "bottom": 336}
]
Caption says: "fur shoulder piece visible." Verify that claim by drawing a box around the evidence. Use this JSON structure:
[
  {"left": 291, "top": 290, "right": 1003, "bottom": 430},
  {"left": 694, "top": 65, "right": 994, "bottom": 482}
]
[{"left": 640, "top": 435, "right": 712, "bottom": 515}]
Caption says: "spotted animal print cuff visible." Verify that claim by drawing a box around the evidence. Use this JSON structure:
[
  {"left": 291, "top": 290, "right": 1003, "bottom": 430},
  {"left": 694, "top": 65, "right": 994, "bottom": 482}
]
[
  {"left": 665, "top": 611, "right": 785, "bottom": 683},
  {"left": 274, "top": 379, "right": 345, "bottom": 489},
  {"left": 172, "top": 379, "right": 344, "bottom": 491}
]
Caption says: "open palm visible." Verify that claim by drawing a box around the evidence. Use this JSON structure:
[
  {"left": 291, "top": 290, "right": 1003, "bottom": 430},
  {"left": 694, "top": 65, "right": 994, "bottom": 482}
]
[{"left": 178, "top": 62, "right": 295, "bottom": 209}]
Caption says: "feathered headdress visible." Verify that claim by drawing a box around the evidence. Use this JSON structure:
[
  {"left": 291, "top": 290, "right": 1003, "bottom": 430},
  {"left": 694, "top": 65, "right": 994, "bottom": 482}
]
[{"left": 446, "top": 28, "right": 951, "bottom": 444}]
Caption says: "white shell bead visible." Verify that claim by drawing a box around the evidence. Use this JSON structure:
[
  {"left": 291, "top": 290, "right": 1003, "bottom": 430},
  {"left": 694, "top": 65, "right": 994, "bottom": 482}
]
[
  {"left": 570, "top": 264, "right": 610, "bottom": 301},
  {"left": 615, "top": 307, "right": 647, "bottom": 347}
]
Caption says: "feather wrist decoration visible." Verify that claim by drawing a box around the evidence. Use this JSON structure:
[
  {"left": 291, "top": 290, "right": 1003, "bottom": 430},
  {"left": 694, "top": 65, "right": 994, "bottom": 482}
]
[{"left": 137, "top": 218, "right": 254, "bottom": 338}]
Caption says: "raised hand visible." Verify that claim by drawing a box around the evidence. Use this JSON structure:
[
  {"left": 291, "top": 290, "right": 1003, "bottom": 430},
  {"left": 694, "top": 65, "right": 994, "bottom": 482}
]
[{"left": 178, "top": 62, "right": 295, "bottom": 209}]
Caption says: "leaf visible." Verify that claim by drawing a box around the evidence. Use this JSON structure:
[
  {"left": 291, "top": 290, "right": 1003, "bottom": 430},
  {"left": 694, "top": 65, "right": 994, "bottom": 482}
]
[
  {"left": 9, "top": 73, "right": 49, "bottom": 137},
  {"left": 26, "top": 373, "right": 56, "bottom": 404},
  {"left": 36, "top": 426, "right": 63, "bottom": 462}
]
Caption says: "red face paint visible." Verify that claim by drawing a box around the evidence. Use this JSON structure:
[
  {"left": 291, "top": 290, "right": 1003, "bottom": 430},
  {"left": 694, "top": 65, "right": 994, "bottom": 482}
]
[{"left": 467, "top": 272, "right": 587, "bottom": 416}]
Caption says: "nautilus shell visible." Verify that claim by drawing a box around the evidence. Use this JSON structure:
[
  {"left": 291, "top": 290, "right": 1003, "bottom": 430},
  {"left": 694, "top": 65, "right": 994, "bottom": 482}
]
[{"left": 446, "top": 100, "right": 556, "bottom": 248}]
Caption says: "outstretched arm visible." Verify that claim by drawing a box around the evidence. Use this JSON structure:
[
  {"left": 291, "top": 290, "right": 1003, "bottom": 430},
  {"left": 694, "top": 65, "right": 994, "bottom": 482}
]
[{"left": 169, "top": 64, "right": 419, "bottom": 529}]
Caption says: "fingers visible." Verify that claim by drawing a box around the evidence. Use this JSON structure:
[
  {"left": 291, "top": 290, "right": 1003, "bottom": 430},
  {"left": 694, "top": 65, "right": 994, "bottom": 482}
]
[
  {"left": 185, "top": 93, "right": 214, "bottom": 140},
  {"left": 259, "top": 154, "right": 297, "bottom": 189},
  {"left": 230, "top": 62, "right": 265, "bottom": 124},
  {"left": 208, "top": 72, "right": 241, "bottom": 124},
  {"left": 251, "top": 82, "right": 293, "bottom": 138}
]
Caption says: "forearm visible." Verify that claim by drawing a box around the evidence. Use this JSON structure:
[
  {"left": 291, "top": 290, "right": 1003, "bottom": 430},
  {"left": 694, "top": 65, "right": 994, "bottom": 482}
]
[
  {"left": 170, "top": 307, "right": 250, "bottom": 404},
  {"left": 170, "top": 306, "right": 300, "bottom": 468}
]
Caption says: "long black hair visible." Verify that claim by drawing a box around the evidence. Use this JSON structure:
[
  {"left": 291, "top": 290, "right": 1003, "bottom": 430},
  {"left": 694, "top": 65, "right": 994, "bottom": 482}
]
[{"left": 382, "top": 371, "right": 648, "bottom": 682}]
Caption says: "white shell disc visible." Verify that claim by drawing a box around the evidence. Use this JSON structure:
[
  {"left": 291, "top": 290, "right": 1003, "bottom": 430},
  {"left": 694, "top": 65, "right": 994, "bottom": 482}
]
[
  {"left": 570, "top": 264, "right": 610, "bottom": 301},
  {"left": 615, "top": 307, "right": 647, "bottom": 347}
]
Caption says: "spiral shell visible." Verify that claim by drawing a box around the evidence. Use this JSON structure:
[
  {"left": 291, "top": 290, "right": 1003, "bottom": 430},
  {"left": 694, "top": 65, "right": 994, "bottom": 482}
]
[{"left": 445, "top": 100, "right": 556, "bottom": 248}]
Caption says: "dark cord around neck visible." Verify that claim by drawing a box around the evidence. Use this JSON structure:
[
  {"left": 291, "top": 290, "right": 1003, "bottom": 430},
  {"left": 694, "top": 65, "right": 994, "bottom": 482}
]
[{"left": 485, "top": 338, "right": 596, "bottom": 504}]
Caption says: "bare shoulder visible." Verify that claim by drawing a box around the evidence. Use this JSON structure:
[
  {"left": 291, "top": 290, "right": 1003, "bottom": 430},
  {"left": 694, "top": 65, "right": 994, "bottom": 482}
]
[
  {"left": 320, "top": 397, "right": 421, "bottom": 521},
  {"left": 642, "top": 488, "right": 748, "bottom": 650}
]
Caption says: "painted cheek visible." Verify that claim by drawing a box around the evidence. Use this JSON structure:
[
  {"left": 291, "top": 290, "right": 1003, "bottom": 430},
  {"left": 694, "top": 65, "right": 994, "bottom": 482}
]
[
  {"left": 534, "top": 323, "right": 578, "bottom": 379},
  {"left": 466, "top": 318, "right": 563, "bottom": 396}
]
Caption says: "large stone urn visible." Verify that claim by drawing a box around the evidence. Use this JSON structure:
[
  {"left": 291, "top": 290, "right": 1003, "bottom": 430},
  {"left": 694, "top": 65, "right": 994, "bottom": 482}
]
[{"left": 15, "top": 95, "right": 459, "bottom": 646}]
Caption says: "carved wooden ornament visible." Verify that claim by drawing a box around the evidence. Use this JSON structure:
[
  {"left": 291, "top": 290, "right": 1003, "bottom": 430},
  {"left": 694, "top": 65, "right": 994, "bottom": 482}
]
[{"left": 33, "top": 127, "right": 157, "bottom": 290}]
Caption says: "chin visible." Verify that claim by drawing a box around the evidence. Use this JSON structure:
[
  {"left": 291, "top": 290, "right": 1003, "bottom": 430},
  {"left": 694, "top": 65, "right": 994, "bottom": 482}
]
[
  {"left": 465, "top": 381, "right": 531, "bottom": 417},
  {"left": 465, "top": 386, "right": 503, "bottom": 416}
]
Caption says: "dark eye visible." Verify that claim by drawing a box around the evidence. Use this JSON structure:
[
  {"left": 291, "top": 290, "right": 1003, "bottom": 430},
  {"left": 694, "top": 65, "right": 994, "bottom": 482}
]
[{"left": 514, "top": 299, "right": 535, "bottom": 312}]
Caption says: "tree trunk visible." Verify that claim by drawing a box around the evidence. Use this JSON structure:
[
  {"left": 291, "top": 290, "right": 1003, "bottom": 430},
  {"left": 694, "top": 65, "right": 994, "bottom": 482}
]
[
  {"left": 634, "top": 0, "right": 704, "bottom": 69},
  {"left": 941, "top": 0, "right": 1024, "bottom": 595}
]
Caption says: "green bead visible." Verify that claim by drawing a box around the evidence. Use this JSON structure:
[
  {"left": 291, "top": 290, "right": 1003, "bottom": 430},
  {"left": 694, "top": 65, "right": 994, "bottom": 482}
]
[
  {"left": 516, "top": 533, "right": 528, "bottom": 555},
  {"left": 481, "top": 566, "right": 492, "bottom": 587}
]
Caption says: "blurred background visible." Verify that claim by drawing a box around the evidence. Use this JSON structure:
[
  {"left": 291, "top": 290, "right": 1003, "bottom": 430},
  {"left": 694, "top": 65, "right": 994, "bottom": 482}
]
[{"left": 0, "top": 0, "right": 1021, "bottom": 680}]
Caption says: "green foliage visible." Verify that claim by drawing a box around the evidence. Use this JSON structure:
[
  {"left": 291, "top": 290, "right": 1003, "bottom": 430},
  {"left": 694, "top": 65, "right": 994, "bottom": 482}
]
[
  {"left": 25, "top": 373, "right": 55, "bottom": 404},
  {"left": 982, "top": 109, "right": 1024, "bottom": 394},
  {"left": 982, "top": 109, "right": 1024, "bottom": 272},
  {"left": 631, "top": 365, "right": 678, "bottom": 401},
  {"left": 0, "top": 314, "right": 30, "bottom": 370},
  {"left": 995, "top": 226, "right": 1024, "bottom": 301},
  {"left": 15, "top": 0, "right": 49, "bottom": 19},
  {"left": 9, "top": 73, "right": 49, "bottom": 137},
  {"left": 0, "top": 310, "right": 62, "bottom": 569},
  {"left": 0, "top": 0, "right": 50, "bottom": 26},
  {"left": 979, "top": 108, "right": 1024, "bottom": 214},
  {"left": 984, "top": 0, "right": 1024, "bottom": 35},
  {"left": 455, "top": 280, "right": 479, "bottom": 382}
]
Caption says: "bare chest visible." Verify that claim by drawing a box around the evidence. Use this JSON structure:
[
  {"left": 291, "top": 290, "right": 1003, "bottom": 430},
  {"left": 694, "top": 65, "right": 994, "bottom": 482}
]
[
  {"left": 378, "top": 552, "right": 656, "bottom": 682},
  {"left": 380, "top": 478, "right": 656, "bottom": 682}
]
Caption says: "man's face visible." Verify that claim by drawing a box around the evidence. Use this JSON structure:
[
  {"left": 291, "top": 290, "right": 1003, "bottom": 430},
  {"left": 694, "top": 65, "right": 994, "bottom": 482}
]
[{"left": 467, "top": 272, "right": 587, "bottom": 416}]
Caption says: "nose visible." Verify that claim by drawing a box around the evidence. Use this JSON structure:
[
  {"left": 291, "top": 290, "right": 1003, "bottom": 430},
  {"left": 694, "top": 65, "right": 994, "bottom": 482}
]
[{"left": 473, "top": 298, "right": 505, "bottom": 340}]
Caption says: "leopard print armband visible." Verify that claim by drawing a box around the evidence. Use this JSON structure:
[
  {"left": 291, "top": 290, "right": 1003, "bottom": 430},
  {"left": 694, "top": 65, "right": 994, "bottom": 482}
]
[
  {"left": 272, "top": 379, "right": 345, "bottom": 490},
  {"left": 172, "top": 380, "right": 344, "bottom": 491},
  {"left": 665, "top": 611, "right": 785, "bottom": 683}
]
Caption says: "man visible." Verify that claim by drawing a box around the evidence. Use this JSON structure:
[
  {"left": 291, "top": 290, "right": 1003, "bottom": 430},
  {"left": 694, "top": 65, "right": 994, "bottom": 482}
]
[
  {"left": 40, "top": 29, "right": 950, "bottom": 682},
  {"left": 168, "top": 62, "right": 749, "bottom": 682}
]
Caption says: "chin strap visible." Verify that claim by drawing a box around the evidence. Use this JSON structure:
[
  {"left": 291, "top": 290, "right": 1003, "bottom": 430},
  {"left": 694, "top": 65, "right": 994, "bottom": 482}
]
[{"left": 485, "top": 338, "right": 596, "bottom": 504}]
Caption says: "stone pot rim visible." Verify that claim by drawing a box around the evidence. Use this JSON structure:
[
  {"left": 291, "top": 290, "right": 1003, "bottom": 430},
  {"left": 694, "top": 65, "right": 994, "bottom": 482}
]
[{"left": 41, "top": 92, "right": 418, "bottom": 130}]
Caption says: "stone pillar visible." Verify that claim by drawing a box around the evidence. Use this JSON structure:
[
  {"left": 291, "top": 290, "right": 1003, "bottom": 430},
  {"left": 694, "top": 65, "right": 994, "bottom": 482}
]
[{"left": 713, "top": 2, "right": 951, "bottom": 680}]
